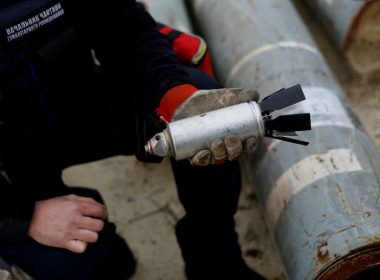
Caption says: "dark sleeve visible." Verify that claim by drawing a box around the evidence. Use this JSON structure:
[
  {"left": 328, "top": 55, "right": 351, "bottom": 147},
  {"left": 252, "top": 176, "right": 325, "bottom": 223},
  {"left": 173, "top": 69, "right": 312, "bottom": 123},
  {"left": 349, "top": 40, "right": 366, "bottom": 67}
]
[
  {"left": 63, "top": 0, "right": 194, "bottom": 111},
  {"left": 0, "top": 173, "right": 35, "bottom": 246}
]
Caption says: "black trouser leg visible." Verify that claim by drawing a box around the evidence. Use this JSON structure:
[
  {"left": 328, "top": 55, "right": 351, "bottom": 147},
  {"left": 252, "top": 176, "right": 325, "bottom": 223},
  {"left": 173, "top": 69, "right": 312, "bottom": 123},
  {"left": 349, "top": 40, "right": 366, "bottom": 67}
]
[
  {"left": 173, "top": 68, "right": 265, "bottom": 280},
  {"left": 0, "top": 221, "right": 135, "bottom": 280},
  {"left": 171, "top": 69, "right": 260, "bottom": 279},
  {"left": 1, "top": 67, "right": 137, "bottom": 279},
  {"left": 0, "top": 187, "right": 136, "bottom": 280},
  {"left": 171, "top": 160, "right": 246, "bottom": 278}
]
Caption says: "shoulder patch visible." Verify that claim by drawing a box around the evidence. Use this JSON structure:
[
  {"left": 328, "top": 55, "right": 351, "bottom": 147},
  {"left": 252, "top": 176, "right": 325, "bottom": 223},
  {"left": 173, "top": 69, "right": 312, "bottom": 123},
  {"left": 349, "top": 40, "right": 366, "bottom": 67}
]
[{"left": 1, "top": 1, "right": 65, "bottom": 46}]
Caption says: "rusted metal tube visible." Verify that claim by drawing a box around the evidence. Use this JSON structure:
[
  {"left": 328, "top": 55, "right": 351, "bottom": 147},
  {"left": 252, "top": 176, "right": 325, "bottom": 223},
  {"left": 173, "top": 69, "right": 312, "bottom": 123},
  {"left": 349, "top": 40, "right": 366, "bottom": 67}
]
[
  {"left": 143, "top": 0, "right": 193, "bottom": 33},
  {"left": 304, "top": 0, "right": 380, "bottom": 76},
  {"left": 191, "top": 0, "right": 380, "bottom": 279}
]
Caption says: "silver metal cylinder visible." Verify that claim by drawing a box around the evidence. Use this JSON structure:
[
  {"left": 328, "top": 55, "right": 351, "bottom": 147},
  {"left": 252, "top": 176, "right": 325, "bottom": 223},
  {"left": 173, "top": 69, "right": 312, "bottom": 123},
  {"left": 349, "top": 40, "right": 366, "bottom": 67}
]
[
  {"left": 169, "top": 101, "right": 264, "bottom": 160},
  {"left": 304, "top": 0, "right": 380, "bottom": 76},
  {"left": 191, "top": 0, "right": 380, "bottom": 279},
  {"left": 147, "top": 101, "right": 264, "bottom": 160}
]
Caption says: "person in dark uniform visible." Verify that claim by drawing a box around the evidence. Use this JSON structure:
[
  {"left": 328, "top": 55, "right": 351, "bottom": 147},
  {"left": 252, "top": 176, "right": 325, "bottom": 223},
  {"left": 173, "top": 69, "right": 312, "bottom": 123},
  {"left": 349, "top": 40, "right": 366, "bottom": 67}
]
[{"left": 0, "top": 0, "right": 265, "bottom": 279}]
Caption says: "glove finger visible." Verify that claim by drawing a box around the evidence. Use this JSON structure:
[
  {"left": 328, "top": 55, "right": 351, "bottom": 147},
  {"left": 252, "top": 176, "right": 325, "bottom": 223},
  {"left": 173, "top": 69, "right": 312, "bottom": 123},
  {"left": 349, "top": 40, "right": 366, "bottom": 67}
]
[
  {"left": 210, "top": 139, "right": 227, "bottom": 165},
  {"left": 243, "top": 137, "right": 259, "bottom": 153},
  {"left": 224, "top": 135, "right": 243, "bottom": 161},
  {"left": 190, "top": 150, "right": 211, "bottom": 166}
]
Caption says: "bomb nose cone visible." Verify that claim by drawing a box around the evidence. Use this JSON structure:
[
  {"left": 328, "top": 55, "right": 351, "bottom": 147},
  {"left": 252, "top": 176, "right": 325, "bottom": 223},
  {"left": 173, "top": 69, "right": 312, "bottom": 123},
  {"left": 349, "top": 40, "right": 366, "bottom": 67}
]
[{"left": 145, "top": 132, "right": 169, "bottom": 157}]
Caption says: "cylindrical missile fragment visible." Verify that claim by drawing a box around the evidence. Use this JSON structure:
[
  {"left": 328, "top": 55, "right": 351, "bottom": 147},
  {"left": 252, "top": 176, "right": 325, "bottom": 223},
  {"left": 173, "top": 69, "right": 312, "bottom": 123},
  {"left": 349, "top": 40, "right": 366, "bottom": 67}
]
[
  {"left": 145, "top": 85, "right": 311, "bottom": 161},
  {"left": 304, "top": 0, "right": 380, "bottom": 76},
  {"left": 146, "top": 101, "right": 264, "bottom": 160},
  {"left": 191, "top": 0, "right": 380, "bottom": 279}
]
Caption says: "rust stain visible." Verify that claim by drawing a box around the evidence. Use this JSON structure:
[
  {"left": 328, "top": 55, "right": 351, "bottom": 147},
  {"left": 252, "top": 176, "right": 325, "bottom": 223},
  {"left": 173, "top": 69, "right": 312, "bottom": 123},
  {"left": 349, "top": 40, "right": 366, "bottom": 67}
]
[
  {"left": 317, "top": 240, "right": 330, "bottom": 264},
  {"left": 336, "top": 224, "right": 356, "bottom": 234},
  {"left": 363, "top": 235, "right": 380, "bottom": 244},
  {"left": 315, "top": 242, "right": 380, "bottom": 280},
  {"left": 364, "top": 211, "right": 372, "bottom": 218},
  {"left": 316, "top": 156, "right": 324, "bottom": 163},
  {"left": 317, "top": 231, "right": 328, "bottom": 238}
]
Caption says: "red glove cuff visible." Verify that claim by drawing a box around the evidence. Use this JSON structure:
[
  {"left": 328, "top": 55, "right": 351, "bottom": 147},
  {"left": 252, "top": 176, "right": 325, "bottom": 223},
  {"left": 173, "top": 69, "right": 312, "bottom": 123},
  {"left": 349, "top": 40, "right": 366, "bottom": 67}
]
[{"left": 156, "top": 84, "right": 198, "bottom": 122}]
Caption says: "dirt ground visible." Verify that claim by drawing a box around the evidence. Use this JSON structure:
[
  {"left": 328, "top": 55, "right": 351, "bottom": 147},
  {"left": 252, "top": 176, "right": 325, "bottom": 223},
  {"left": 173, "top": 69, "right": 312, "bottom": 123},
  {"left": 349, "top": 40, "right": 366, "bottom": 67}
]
[{"left": 62, "top": 2, "right": 380, "bottom": 280}]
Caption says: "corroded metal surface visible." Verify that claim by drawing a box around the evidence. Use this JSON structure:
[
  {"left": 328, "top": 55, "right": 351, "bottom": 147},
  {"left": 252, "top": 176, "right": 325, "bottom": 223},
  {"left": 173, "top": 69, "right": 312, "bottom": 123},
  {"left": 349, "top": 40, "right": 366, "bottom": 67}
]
[
  {"left": 305, "top": 0, "right": 380, "bottom": 75},
  {"left": 304, "top": 0, "right": 364, "bottom": 47},
  {"left": 316, "top": 242, "right": 380, "bottom": 280},
  {"left": 191, "top": 0, "right": 380, "bottom": 279}
]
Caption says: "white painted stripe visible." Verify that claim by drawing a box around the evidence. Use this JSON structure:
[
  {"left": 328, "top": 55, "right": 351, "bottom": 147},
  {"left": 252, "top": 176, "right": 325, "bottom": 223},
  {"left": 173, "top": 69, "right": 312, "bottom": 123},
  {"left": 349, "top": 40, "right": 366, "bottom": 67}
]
[
  {"left": 284, "top": 86, "right": 354, "bottom": 129},
  {"left": 283, "top": 86, "right": 352, "bottom": 120},
  {"left": 265, "top": 148, "right": 363, "bottom": 231},
  {"left": 226, "top": 42, "right": 321, "bottom": 86},
  {"left": 265, "top": 86, "right": 354, "bottom": 153}
]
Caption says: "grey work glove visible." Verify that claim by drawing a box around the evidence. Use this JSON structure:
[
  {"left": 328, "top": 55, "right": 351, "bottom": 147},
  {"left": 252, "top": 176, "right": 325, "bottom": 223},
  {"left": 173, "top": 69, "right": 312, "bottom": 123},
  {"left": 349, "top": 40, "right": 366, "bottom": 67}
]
[{"left": 172, "top": 88, "right": 260, "bottom": 166}]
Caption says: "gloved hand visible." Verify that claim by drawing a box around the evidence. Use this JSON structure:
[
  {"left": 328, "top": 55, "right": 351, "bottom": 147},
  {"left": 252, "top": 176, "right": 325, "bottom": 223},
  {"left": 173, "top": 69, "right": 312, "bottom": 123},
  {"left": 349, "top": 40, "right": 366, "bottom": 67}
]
[{"left": 156, "top": 85, "right": 260, "bottom": 166}]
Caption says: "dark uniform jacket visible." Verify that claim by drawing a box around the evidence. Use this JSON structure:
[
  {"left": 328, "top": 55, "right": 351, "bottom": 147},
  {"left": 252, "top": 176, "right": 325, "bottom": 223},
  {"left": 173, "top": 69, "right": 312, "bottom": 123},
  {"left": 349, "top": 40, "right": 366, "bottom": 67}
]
[{"left": 0, "top": 0, "right": 192, "bottom": 246}]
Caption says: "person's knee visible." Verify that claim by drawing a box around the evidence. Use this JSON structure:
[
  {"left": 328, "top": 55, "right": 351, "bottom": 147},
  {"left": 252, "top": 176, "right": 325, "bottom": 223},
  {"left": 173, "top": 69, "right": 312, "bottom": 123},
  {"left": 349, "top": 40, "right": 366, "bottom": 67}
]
[
  {"left": 1, "top": 223, "right": 136, "bottom": 280},
  {"left": 54, "top": 234, "right": 136, "bottom": 280},
  {"left": 54, "top": 224, "right": 136, "bottom": 280},
  {"left": 77, "top": 223, "right": 137, "bottom": 279}
]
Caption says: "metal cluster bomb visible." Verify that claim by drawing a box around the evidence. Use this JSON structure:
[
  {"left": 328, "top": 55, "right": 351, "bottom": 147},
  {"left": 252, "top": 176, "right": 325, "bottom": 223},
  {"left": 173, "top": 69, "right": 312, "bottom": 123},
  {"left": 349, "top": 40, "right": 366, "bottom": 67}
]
[{"left": 145, "top": 85, "right": 311, "bottom": 160}]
